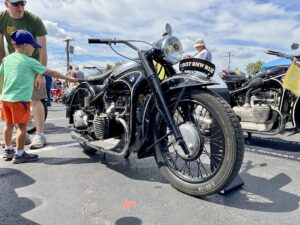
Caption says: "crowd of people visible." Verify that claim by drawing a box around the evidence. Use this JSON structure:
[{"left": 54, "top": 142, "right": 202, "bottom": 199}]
[
  {"left": 46, "top": 65, "right": 85, "bottom": 105},
  {"left": 0, "top": 0, "right": 210, "bottom": 164}
]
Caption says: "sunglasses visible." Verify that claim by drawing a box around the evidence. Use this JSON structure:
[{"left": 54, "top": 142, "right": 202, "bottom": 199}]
[{"left": 11, "top": 1, "right": 26, "bottom": 7}]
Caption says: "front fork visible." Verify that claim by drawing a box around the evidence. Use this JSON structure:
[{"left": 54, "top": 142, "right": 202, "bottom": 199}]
[{"left": 138, "top": 50, "right": 190, "bottom": 156}]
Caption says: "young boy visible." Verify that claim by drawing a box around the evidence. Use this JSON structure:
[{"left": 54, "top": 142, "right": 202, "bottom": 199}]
[{"left": 0, "top": 30, "right": 77, "bottom": 164}]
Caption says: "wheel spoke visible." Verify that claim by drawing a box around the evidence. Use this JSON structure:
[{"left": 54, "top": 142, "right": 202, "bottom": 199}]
[{"left": 159, "top": 98, "right": 226, "bottom": 183}]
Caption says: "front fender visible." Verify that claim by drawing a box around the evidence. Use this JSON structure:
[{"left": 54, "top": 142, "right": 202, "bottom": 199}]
[
  {"left": 161, "top": 73, "right": 231, "bottom": 103},
  {"left": 160, "top": 73, "right": 219, "bottom": 91}
]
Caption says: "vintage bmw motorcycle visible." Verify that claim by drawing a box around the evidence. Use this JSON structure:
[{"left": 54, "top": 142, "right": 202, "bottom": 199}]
[
  {"left": 63, "top": 24, "right": 244, "bottom": 196},
  {"left": 229, "top": 47, "right": 300, "bottom": 139}
]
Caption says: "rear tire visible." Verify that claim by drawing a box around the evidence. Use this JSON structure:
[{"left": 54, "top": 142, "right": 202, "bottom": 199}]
[{"left": 154, "top": 89, "right": 244, "bottom": 196}]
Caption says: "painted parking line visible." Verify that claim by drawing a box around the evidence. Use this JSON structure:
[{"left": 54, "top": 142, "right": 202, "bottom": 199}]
[{"left": 27, "top": 142, "right": 80, "bottom": 154}]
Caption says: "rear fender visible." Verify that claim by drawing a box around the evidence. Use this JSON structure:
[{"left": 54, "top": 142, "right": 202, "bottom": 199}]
[{"left": 66, "top": 83, "right": 91, "bottom": 121}]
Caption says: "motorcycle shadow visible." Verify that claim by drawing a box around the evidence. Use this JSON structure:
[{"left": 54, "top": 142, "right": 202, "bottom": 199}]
[
  {"left": 87, "top": 152, "right": 169, "bottom": 184},
  {"left": 246, "top": 136, "right": 300, "bottom": 152},
  {"left": 203, "top": 161, "right": 300, "bottom": 212}
]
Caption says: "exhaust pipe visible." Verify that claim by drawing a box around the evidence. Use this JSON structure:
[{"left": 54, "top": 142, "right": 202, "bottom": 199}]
[{"left": 71, "top": 117, "right": 130, "bottom": 156}]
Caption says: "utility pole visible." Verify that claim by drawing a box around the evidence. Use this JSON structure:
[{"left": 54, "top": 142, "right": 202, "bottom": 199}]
[
  {"left": 225, "top": 52, "right": 233, "bottom": 71},
  {"left": 63, "top": 38, "right": 74, "bottom": 72}
]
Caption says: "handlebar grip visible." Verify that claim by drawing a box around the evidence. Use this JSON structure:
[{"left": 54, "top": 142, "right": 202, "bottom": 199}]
[
  {"left": 88, "top": 39, "right": 111, "bottom": 44},
  {"left": 264, "top": 50, "right": 281, "bottom": 56}
]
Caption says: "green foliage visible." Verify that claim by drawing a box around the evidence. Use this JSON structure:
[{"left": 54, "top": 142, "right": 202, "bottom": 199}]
[
  {"left": 105, "top": 61, "right": 125, "bottom": 70},
  {"left": 246, "top": 61, "right": 264, "bottom": 77}
]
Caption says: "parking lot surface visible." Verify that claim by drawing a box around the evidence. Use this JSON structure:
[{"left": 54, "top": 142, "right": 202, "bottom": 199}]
[{"left": 0, "top": 103, "right": 299, "bottom": 225}]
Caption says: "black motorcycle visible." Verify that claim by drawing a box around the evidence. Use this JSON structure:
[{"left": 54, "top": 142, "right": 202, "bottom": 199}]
[
  {"left": 229, "top": 46, "right": 300, "bottom": 139},
  {"left": 63, "top": 24, "right": 244, "bottom": 196}
]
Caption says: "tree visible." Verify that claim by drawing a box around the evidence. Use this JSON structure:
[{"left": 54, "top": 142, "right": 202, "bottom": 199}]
[
  {"left": 105, "top": 61, "right": 125, "bottom": 71},
  {"left": 246, "top": 61, "right": 264, "bottom": 77}
]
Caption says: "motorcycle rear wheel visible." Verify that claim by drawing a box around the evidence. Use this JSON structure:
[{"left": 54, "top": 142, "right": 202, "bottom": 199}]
[{"left": 154, "top": 89, "right": 244, "bottom": 196}]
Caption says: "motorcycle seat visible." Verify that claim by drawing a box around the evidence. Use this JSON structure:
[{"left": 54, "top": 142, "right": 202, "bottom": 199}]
[
  {"left": 86, "top": 70, "right": 113, "bottom": 83},
  {"left": 223, "top": 74, "right": 247, "bottom": 83},
  {"left": 241, "top": 66, "right": 288, "bottom": 87}
]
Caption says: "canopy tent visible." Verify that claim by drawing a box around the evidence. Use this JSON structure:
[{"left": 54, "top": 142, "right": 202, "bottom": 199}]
[{"left": 262, "top": 58, "right": 292, "bottom": 70}]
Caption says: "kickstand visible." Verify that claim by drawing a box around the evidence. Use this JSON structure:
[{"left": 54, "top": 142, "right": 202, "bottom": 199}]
[{"left": 219, "top": 175, "right": 244, "bottom": 195}]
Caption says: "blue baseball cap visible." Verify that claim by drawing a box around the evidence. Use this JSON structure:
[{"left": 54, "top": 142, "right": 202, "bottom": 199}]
[
  {"left": 8, "top": 0, "right": 27, "bottom": 3},
  {"left": 10, "top": 30, "right": 41, "bottom": 49}
]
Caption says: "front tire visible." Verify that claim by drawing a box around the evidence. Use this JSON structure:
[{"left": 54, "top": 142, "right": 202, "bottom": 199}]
[{"left": 154, "top": 89, "right": 244, "bottom": 196}]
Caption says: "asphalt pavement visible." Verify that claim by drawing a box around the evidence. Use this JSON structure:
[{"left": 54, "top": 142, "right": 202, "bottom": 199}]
[{"left": 0, "top": 103, "right": 299, "bottom": 225}]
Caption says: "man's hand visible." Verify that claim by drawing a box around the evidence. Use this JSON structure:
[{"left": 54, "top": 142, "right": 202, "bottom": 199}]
[{"left": 35, "top": 74, "right": 46, "bottom": 90}]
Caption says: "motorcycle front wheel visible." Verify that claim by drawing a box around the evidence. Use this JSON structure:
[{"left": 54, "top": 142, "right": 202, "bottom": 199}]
[{"left": 154, "top": 89, "right": 244, "bottom": 196}]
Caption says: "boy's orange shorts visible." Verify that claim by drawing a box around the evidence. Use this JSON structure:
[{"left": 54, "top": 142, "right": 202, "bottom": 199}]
[{"left": 0, "top": 101, "right": 31, "bottom": 124}]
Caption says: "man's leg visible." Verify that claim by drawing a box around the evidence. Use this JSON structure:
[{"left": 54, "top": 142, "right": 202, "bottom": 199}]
[
  {"left": 29, "top": 99, "right": 47, "bottom": 149},
  {"left": 30, "top": 82, "right": 48, "bottom": 149},
  {"left": 31, "top": 99, "right": 45, "bottom": 133}
]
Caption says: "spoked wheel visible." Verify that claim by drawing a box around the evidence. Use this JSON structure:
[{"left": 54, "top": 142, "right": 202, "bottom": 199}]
[
  {"left": 27, "top": 99, "right": 48, "bottom": 134},
  {"left": 154, "top": 90, "right": 244, "bottom": 196}
]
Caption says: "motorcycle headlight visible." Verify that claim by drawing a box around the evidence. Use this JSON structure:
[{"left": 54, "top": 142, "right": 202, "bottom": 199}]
[{"left": 161, "top": 36, "right": 183, "bottom": 65}]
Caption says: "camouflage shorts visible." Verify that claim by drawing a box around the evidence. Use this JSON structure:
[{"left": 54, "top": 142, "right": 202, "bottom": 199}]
[{"left": 31, "top": 85, "right": 47, "bottom": 100}]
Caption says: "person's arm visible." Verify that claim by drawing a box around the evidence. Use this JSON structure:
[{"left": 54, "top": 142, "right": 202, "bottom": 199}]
[
  {"left": 0, "top": 34, "right": 5, "bottom": 94},
  {"left": 37, "top": 35, "right": 47, "bottom": 66},
  {"left": 0, "top": 34, "right": 5, "bottom": 64},
  {"left": 45, "top": 69, "right": 78, "bottom": 83},
  {"left": 34, "top": 35, "right": 47, "bottom": 89}
]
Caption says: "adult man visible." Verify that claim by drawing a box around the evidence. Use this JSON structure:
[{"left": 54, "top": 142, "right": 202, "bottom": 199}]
[
  {"left": 74, "top": 66, "right": 85, "bottom": 80},
  {"left": 66, "top": 65, "right": 77, "bottom": 87},
  {"left": 0, "top": 0, "right": 48, "bottom": 149},
  {"left": 193, "top": 38, "right": 212, "bottom": 62}
]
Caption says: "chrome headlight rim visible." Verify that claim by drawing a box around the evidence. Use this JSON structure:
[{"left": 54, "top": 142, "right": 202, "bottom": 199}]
[{"left": 161, "top": 35, "right": 183, "bottom": 65}]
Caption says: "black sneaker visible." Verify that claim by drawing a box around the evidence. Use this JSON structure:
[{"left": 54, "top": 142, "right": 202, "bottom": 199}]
[
  {"left": 2, "top": 148, "right": 15, "bottom": 159},
  {"left": 12, "top": 151, "right": 39, "bottom": 164}
]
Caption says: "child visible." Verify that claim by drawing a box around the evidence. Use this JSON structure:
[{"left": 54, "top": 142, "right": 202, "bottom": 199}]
[
  {"left": 51, "top": 78, "right": 63, "bottom": 102},
  {"left": 0, "top": 30, "right": 77, "bottom": 164}
]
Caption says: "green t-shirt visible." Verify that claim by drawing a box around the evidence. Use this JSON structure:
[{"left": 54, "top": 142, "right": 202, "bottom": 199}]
[
  {"left": 0, "top": 53, "right": 47, "bottom": 102},
  {"left": 0, "top": 10, "right": 47, "bottom": 60}
]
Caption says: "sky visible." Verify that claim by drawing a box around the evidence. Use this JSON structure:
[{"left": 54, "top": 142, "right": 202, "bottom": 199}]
[{"left": 1, "top": 0, "right": 300, "bottom": 74}]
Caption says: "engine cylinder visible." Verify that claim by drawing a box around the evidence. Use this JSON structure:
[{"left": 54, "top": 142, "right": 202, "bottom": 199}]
[{"left": 93, "top": 114, "right": 109, "bottom": 140}]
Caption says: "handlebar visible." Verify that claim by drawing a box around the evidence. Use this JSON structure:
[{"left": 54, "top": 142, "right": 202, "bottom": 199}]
[
  {"left": 88, "top": 38, "right": 139, "bottom": 51},
  {"left": 264, "top": 50, "right": 294, "bottom": 60}
]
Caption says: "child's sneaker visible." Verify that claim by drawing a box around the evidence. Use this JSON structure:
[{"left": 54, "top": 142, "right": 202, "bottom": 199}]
[
  {"left": 2, "top": 148, "right": 15, "bottom": 160},
  {"left": 12, "top": 151, "right": 39, "bottom": 164}
]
